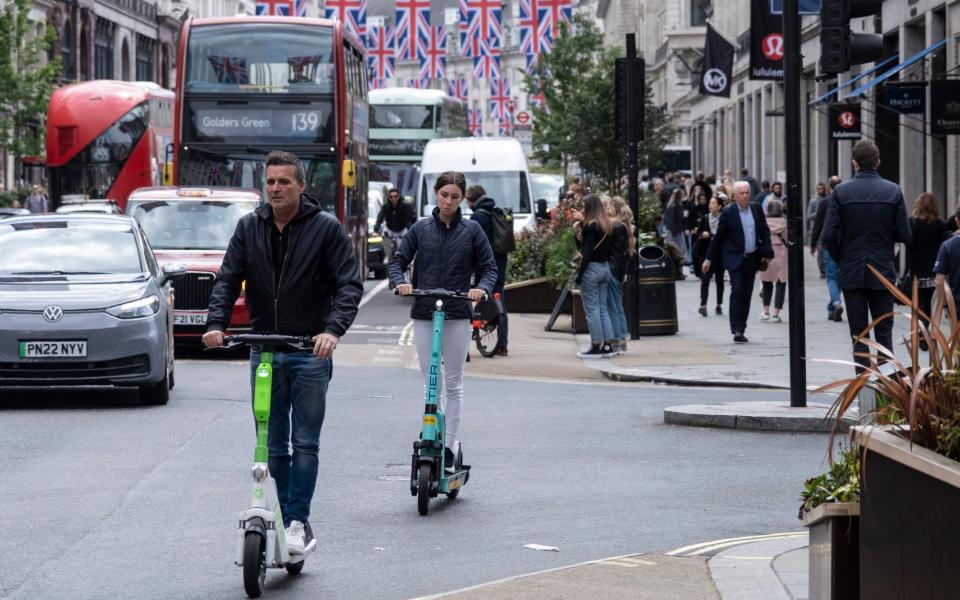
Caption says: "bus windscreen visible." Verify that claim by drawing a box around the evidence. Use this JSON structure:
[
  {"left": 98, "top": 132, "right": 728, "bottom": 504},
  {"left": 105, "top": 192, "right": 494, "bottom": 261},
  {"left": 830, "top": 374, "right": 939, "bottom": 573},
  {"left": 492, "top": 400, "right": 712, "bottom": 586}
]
[
  {"left": 370, "top": 105, "right": 435, "bottom": 129},
  {"left": 185, "top": 24, "right": 335, "bottom": 94}
]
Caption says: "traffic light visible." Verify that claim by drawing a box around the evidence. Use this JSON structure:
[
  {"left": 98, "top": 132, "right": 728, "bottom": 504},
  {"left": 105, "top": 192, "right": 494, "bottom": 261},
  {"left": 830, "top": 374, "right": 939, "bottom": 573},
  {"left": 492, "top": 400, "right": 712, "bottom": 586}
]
[
  {"left": 820, "top": 0, "right": 884, "bottom": 74},
  {"left": 614, "top": 57, "right": 645, "bottom": 144}
]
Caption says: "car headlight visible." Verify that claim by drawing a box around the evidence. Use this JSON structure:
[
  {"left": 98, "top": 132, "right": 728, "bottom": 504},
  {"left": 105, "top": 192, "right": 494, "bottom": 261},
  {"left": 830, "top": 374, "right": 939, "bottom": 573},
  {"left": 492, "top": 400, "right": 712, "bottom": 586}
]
[{"left": 106, "top": 295, "right": 160, "bottom": 319}]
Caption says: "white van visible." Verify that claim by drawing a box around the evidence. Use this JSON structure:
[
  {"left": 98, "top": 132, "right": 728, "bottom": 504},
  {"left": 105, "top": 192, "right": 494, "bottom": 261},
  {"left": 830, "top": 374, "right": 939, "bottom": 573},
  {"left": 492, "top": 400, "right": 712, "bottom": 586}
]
[{"left": 415, "top": 137, "right": 535, "bottom": 231}]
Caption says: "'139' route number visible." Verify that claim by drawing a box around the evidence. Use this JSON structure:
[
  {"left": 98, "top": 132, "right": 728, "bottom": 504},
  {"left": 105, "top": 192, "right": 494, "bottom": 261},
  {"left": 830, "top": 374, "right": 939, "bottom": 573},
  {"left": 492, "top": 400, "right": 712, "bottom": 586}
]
[{"left": 291, "top": 112, "right": 320, "bottom": 131}]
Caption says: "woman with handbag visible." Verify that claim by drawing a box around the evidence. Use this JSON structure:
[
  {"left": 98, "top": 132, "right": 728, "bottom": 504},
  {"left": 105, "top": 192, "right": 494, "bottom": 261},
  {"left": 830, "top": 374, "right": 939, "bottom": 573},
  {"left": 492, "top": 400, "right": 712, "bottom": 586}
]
[
  {"left": 759, "top": 200, "right": 788, "bottom": 322},
  {"left": 574, "top": 194, "right": 616, "bottom": 358},
  {"left": 905, "top": 192, "right": 947, "bottom": 349}
]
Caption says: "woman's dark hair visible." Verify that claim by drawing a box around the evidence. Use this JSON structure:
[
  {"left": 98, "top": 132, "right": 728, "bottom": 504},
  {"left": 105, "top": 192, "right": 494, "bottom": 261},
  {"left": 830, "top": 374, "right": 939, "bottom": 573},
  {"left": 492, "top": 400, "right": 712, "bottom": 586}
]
[
  {"left": 912, "top": 192, "right": 940, "bottom": 222},
  {"left": 434, "top": 171, "right": 467, "bottom": 196},
  {"left": 669, "top": 187, "right": 684, "bottom": 206}
]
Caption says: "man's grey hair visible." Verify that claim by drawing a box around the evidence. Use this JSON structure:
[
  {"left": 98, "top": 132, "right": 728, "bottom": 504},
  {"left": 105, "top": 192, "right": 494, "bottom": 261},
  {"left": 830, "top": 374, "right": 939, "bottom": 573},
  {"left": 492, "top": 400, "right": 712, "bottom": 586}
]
[
  {"left": 265, "top": 150, "right": 306, "bottom": 183},
  {"left": 733, "top": 180, "right": 752, "bottom": 193}
]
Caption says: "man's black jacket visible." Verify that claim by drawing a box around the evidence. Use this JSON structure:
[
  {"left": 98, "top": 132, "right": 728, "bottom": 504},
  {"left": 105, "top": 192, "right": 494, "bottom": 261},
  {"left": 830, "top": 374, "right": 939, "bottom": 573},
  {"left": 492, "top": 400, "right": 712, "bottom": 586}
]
[
  {"left": 389, "top": 206, "right": 498, "bottom": 320},
  {"left": 469, "top": 196, "right": 508, "bottom": 288},
  {"left": 206, "top": 194, "right": 363, "bottom": 337},
  {"left": 822, "top": 169, "right": 911, "bottom": 289},
  {"left": 374, "top": 199, "right": 417, "bottom": 233}
]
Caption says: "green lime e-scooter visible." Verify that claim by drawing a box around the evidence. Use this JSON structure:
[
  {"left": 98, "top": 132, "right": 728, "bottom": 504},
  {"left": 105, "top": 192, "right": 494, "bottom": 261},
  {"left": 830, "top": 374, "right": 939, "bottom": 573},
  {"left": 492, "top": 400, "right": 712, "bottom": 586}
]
[
  {"left": 398, "top": 289, "right": 477, "bottom": 515},
  {"left": 219, "top": 333, "right": 318, "bottom": 598}
]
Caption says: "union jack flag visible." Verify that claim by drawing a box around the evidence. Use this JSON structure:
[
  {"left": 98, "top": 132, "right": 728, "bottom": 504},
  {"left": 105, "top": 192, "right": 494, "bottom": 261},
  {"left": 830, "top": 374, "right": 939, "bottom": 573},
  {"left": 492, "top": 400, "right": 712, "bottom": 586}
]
[
  {"left": 395, "top": 0, "right": 431, "bottom": 61},
  {"left": 288, "top": 55, "right": 326, "bottom": 83},
  {"left": 447, "top": 78, "right": 469, "bottom": 102},
  {"left": 405, "top": 78, "right": 430, "bottom": 89},
  {"left": 518, "top": 0, "right": 554, "bottom": 72},
  {"left": 489, "top": 78, "right": 511, "bottom": 121},
  {"left": 539, "top": 0, "right": 573, "bottom": 39},
  {"left": 369, "top": 78, "right": 388, "bottom": 90},
  {"left": 469, "top": 106, "right": 483, "bottom": 136},
  {"left": 498, "top": 120, "right": 513, "bottom": 136},
  {"left": 207, "top": 55, "right": 249, "bottom": 84},
  {"left": 459, "top": 0, "right": 502, "bottom": 58},
  {"left": 529, "top": 89, "right": 546, "bottom": 110},
  {"left": 324, "top": 0, "right": 367, "bottom": 40},
  {"left": 366, "top": 25, "right": 395, "bottom": 80},
  {"left": 418, "top": 25, "right": 447, "bottom": 80},
  {"left": 472, "top": 36, "right": 500, "bottom": 79},
  {"left": 256, "top": 0, "right": 305, "bottom": 16}
]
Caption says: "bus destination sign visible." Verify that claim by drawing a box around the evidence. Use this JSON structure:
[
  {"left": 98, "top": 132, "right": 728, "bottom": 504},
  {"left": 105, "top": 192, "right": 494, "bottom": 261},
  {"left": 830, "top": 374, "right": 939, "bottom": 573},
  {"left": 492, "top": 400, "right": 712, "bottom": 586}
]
[{"left": 188, "top": 104, "right": 334, "bottom": 143}]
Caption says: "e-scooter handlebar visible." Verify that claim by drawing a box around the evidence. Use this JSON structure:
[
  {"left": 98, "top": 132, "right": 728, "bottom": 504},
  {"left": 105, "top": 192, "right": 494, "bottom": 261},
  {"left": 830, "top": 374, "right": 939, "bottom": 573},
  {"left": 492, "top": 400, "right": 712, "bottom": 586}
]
[
  {"left": 220, "top": 333, "right": 314, "bottom": 351},
  {"left": 394, "top": 288, "right": 486, "bottom": 301}
]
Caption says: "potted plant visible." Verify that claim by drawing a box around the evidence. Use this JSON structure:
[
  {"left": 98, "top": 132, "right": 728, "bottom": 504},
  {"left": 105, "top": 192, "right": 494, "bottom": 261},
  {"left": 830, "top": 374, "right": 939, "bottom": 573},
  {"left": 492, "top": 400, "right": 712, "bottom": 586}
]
[
  {"left": 798, "top": 447, "right": 860, "bottom": 600},
  {"left": 818, "top": 266, "right": 960, "bottom": 599}
]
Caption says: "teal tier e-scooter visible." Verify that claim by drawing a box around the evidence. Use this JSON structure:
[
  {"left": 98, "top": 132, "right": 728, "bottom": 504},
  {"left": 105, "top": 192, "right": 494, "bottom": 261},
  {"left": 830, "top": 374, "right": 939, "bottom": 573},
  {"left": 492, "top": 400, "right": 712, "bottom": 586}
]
[
  {"left": 397, "top": 289, "right": 477, "bottom": 515},
  {"left": 219, "top": 334, "right": 318, "bottom": 598}
]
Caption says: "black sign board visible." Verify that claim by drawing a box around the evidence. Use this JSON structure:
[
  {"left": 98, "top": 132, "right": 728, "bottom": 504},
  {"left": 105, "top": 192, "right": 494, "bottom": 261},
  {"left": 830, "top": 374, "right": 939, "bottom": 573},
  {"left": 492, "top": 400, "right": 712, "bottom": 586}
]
[
  {"left": 883, "top": 83, "right": 925, "bottom": 115},
  {"left": 185, "top": 99, "right": 335, "bottom": 144},
  {"left": 931, "top": 80, "right": 960, "bottom": 136},
  {"left": 700, "top": 24, "right": 735, "bottom": 97},
  {"left": 750, "top": 0, "right": 783, "bottom": 80},
  {"left": 829, "top": 103, "right": 862, "bottom": 140}
]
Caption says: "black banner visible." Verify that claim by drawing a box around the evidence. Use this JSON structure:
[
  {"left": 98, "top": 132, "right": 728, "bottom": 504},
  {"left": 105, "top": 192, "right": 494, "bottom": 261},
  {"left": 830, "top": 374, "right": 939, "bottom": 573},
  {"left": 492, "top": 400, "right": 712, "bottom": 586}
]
[
  {"left": 931, "top": 80, "right": 960, "bottom": 135},
  {"left": 882, "top": 83, "right": 925, "bottom": 115},
  {"left": 699, "top": 24, "right": 735, "bottom": 97},
  {"left": 829, "top": 103, "right": 862, "bottom": 140},
  {"left": 750, "top": 0, "right": 783, "bottom": 80}
]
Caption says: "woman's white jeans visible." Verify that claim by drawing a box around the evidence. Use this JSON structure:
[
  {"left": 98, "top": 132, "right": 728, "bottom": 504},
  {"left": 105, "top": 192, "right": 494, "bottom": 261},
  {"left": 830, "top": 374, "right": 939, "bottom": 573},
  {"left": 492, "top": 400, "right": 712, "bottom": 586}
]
[{"left": 413, "top": 318, "right": 471, "bottom": 451}]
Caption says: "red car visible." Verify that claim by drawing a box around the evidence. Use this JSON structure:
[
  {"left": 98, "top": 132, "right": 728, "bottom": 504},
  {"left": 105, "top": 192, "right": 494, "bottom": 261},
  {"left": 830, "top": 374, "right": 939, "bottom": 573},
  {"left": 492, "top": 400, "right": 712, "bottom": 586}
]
[{"left": 126, "top": 187, "right": 263, "bottom": 343}]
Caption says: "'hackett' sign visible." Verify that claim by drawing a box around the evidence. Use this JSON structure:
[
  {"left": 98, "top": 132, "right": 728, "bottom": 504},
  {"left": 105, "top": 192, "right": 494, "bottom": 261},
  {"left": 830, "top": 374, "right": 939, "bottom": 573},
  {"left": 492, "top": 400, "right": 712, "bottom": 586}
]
[{"left": 883, "top": 83, "right": 925, "bottom": 115}]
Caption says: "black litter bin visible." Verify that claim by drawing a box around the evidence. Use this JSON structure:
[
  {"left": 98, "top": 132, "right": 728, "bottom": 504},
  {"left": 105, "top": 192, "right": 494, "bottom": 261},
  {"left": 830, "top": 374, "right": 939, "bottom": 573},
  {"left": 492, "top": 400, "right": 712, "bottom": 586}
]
[{"left": 634, "top": 245, "right": 678, "bottom": 335}]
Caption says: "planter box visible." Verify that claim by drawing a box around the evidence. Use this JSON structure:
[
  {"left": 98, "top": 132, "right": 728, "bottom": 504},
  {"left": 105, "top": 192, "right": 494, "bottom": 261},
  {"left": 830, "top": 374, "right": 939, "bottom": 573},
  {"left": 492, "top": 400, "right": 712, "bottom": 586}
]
[
  {"left": 504, "top": 277, "right": 568, "bottom": 314},
  {"left": 853, "top": 426, "right": 960, "bottom": 599},
  {"left": 802, "top": 502, "right": 860, "bottom": 600}
]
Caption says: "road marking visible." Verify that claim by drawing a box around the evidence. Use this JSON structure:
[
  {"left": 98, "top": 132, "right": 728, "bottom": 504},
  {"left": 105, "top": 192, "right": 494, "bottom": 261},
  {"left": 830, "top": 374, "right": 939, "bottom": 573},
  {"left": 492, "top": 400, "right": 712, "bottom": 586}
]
[
  {"left": 398, "top": 321, "right": 414, "bottom": 346},
  {"left": 359, "top": 279, "right": 390, "bottom": 309},
  {"left": 666, "top": 531, "right": 806, "bottom": 556},
  {"left": 605, "top": 557, "right": 657, "bottom": 568},
  {"left": 721, "top": 555, "right": 775, "bottom": 560}
]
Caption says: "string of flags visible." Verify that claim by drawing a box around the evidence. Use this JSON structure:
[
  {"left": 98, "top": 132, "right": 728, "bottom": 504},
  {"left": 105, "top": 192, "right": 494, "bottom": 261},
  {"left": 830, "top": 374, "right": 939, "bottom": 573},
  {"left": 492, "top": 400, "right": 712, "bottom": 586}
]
[{"left": 252, "top": 0, "right": 573, "bottom": 134}]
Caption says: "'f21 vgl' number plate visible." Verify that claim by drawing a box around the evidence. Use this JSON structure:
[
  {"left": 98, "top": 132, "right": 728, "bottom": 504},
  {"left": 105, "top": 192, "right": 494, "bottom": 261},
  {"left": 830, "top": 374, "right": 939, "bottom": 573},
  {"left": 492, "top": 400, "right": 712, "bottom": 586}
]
[{"left": 19, "top": 341, "right": 87, "bottom": 358}]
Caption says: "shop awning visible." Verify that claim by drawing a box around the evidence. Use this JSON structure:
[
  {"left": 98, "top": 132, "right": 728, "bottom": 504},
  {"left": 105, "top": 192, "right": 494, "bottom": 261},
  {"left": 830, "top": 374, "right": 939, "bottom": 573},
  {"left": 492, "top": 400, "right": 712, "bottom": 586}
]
[
  {"left": 844, "top": 38, "right": 946, "bottom": 99},
  {"left": 808, "top": 54, "right": 899, "bottom": 106}
]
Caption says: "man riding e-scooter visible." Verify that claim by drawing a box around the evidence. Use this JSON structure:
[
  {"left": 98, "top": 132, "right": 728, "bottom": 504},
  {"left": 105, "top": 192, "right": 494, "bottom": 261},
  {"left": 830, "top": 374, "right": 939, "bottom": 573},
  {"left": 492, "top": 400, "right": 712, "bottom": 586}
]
[
  {"left": 202, "top": 150, "right": 362, "bottom": 556},
  {"left": 374, "top": 187, "right": 417, "bottom": 265}
]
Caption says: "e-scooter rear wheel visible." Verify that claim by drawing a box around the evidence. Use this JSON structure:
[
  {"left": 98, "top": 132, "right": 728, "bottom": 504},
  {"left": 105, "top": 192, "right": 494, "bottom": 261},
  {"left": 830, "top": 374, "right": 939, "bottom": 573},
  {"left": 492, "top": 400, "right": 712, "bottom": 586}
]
[
  {"left": 243, "top": 531, "right": 267, "bottom": 598},
  {"left": 417, "top": 463, "right": 431, "bottom": 515}
]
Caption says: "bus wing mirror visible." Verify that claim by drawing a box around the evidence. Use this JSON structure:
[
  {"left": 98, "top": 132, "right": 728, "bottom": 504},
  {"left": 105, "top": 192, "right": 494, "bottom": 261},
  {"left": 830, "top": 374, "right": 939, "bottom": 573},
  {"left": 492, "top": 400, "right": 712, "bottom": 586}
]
[
  {"left": 162, "top": 163, "right": 174, "bottom": 186},
  {"left": 342, "top": 159, "right": 357, "bottom": 189}
]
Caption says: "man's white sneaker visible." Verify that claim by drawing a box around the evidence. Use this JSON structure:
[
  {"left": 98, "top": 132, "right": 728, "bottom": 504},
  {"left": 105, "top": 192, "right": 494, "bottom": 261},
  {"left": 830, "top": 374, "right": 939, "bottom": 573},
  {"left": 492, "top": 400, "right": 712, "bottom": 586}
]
[{"left": 286, "top": 520, "right": 306, "bottom": 555}]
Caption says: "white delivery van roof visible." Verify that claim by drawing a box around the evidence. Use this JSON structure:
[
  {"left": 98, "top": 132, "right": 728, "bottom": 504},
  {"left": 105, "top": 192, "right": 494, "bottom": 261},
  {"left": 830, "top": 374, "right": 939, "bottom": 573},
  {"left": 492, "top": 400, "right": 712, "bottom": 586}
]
[{"left": 420, "top": 137, "right": 528, "bottom": 174}]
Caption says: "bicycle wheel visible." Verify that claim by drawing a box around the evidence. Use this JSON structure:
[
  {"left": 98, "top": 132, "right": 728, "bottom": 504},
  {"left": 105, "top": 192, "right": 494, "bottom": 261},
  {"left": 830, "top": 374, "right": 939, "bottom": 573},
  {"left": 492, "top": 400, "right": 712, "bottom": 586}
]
[{"left": 474, "top": 321, "right": 499, "bottom": 357}]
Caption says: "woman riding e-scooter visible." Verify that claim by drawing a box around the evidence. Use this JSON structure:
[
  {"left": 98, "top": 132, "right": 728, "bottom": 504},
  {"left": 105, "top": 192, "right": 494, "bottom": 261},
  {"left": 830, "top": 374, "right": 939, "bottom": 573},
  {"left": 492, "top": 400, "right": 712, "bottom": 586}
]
[{"left": 389, "top": 171, "right": 498, "bottom": 470}]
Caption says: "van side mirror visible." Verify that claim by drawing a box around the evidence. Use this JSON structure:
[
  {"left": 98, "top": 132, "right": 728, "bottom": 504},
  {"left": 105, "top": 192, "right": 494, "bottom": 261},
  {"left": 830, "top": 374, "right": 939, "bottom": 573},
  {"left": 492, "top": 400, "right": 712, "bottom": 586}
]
[
  {"left": 342, "top": 160, "right": 357, "bottom": 189},
  {"left": 536, "top": 198, "right": 548, "bottom": 220}
]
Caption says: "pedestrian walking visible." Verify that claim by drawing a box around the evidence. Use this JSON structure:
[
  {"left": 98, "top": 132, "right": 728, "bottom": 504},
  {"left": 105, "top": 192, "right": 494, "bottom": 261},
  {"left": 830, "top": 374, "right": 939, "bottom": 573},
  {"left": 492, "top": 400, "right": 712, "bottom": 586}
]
[
  {"left": 390, "top": 171, "right": 499, "bottom": 468},
  {"left": 702, "top": 181, "right": 774, "bottom": 343},
  {"left": 574, "top": 194, "right": 616, "bottom": 358},
  {"left": 663, "top": 188, "right": 686, "bottom": 269},
  {"left": 811, "top": 175, "right": 844, "bottom": 321},
  {"left": 605, "top": 195, "right": 634, "bottom": 354},
  {"left": 904, "top": 192, "right": 947, "bottom": 349},
  {"left": 202, "top": 150, "right": 363, "bottom": 555},
  {"left": 25, "top": 185, "right": 49, "bottom": 214},
  {"left": 693, "top": 192, "right": 726, "bottom": 316},
  {"left": 374, "top": 187, "right": 417, "bottom": 265},
  {"left": 934, "top": 208, "right": 960, "bottom": 313},
  {"left": 763, "top": 181, "right": 784, "bottom": 212},
  {"left": 822, "top": 140, "right": 911, "bottom": 372},
  {"left": 753, "top": 180, "right": 771, "bottom": 206},
  {"left": 759, "top": 200, "right": 788, "bottom": 323},
  {"left": 466, "top": 184, "right": 510, "bottom": 355},
  {"left": 741, "top": 168, "right": 760, "bottom": 199}
]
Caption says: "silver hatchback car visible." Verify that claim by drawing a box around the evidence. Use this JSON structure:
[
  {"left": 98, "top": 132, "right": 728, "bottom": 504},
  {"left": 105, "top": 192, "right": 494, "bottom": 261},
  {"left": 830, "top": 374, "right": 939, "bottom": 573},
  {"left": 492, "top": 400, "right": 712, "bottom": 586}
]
[{"left": 0, "top": 214, "right": 185, "bottom": 404}]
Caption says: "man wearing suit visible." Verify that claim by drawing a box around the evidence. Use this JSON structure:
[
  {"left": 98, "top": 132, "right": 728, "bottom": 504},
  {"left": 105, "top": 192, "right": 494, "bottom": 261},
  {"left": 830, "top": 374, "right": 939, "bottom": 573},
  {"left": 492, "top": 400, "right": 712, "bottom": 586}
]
[{"left": 702, "top": 181, "right": 774, "bottom": 343}]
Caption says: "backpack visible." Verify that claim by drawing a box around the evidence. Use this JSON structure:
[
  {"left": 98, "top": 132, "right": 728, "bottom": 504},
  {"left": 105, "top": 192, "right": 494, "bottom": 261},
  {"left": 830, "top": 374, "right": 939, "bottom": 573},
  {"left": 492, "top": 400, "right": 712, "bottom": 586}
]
[{"left": 479, "top": 207, "right": 516, "bottom": 254}]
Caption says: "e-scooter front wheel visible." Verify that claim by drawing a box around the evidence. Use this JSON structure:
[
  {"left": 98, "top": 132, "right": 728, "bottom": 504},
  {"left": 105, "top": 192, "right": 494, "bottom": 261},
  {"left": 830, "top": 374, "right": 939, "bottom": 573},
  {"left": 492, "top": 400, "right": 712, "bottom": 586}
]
[
  {"left": 417, "top": 463, "right": 432, "bottom": 515},
  {"left": 243, "top": 531, "right": 267, "bottom": 598}
]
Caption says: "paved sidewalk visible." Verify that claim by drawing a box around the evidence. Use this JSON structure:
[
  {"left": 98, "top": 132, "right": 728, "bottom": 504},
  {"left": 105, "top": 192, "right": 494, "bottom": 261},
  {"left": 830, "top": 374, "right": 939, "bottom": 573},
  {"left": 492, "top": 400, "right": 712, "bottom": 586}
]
[
  {"left": 577, "top": 252, "right": 916, "bottom": 390},
  {"left": 413, "top": 532, "right": 810, "bottom": 600}
]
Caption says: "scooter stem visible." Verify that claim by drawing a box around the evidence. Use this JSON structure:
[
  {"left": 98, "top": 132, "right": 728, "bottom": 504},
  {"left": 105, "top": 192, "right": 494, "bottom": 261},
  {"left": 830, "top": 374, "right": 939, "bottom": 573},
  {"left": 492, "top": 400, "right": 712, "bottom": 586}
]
[{"left": 253, "top": 352, "right": 273, "bottom": 464}]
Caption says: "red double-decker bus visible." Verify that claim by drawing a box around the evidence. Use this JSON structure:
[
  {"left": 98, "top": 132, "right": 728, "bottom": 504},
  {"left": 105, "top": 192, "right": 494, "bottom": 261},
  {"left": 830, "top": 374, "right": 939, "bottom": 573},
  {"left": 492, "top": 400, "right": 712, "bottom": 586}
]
[
  {"left": 173, "top": 16, "right": 369, "bottom": 275},
  {"left": 46, "top": 80, "right": 174, "bottom": 211}
]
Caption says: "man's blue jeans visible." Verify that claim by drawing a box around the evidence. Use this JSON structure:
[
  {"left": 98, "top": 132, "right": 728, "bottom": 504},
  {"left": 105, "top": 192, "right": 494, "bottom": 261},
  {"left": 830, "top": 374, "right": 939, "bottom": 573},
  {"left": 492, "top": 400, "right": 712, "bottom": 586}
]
[
  {"left": 250, "top": 349, "right": 331, "bottom": 526},
  {"left": 822, "top": 249, "right": 842, "bottom": 311}
]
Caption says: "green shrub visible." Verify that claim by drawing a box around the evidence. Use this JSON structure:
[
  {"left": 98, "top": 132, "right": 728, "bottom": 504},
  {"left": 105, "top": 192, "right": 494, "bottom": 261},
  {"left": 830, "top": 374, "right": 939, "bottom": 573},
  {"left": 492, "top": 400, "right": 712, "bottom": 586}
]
[{"left": 798, "top": 447, "right": 860, "bottom": 519}]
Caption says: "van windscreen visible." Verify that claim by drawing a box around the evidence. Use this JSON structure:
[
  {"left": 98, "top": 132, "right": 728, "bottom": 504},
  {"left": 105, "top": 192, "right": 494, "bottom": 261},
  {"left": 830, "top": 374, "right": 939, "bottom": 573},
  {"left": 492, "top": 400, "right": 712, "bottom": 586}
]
[{"left": 420, "top": 171, "right": 530, "bottom": 217}]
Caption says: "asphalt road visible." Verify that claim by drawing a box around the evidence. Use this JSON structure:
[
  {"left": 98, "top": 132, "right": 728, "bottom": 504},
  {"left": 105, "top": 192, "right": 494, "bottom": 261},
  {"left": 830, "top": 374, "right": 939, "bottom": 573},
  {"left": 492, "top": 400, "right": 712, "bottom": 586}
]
[{"left": 0, "top": 280, "right": 832, "bottom": 600}]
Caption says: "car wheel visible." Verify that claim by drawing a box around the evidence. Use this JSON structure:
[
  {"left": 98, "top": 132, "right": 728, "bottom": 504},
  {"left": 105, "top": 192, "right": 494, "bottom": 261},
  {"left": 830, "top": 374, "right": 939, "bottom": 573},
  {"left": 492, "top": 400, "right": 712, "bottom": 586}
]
[{"left": 140, "top": 371, "right": 170, "bottom": 405}]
